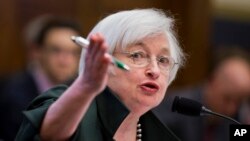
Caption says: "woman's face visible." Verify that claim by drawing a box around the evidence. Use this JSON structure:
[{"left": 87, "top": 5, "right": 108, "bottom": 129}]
[{"left": 108, "top": 34, "right": 172, "bottom": 113}]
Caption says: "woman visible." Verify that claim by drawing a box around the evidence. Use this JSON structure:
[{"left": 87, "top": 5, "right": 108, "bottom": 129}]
[{"left": 16, "top": 8, "right": 185, "bottom": 141}]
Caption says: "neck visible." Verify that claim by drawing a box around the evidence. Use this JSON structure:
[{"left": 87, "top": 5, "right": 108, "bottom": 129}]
[
  {"left": 31, "top": 64, "right": 55, "bottom": 92},
  {"left": 113, "top": 113, "right": 140, "bottom": 141},
  {"left": 126, "top": 102, "right": 151, "bottom": 117}
]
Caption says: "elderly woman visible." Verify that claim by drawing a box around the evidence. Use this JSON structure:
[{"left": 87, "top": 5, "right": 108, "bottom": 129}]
[{"left": 16, "top": 8, "right": 185, "bottom": 141}]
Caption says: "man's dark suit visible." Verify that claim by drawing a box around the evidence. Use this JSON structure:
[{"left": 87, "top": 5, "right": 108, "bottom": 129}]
[
  {"left": 0, "top": 70, "right": 75, "bottom": 141},
  {"left": 0, "top": 70, "right": 39, "bottom": 141}
]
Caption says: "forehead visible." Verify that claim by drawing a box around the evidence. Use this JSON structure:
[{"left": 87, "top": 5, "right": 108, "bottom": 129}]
[
  {"left": 216, "top": 59, "right": 250, "bottom": 93},
  {"left": 45, "top": 28, "right": 77, "bottom": 41},
  {"left": 43, "top": 28, "right": 79, "bottom": 48}
]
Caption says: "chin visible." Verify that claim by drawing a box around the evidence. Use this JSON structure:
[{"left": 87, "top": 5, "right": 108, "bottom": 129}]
[
  {"left": 53, "top": 77, "right": 68, "bottom": 84},
  {"left": 136, "top": 94, "right": 161, "bottom": 107},
  {"left": 139, "top": 99, "right": 161, "bottom": 109}
]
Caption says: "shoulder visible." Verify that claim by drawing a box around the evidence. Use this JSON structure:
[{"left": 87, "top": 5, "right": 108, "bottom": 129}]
[
  {"left": 27, "top": 85, "right": 68, "bottom": 109},
  {"left": 1, "top": 70, "right": 38, "bottom": 100},
  {"left": 15, "top": 85, "right": 70, "bottom": 140},
  {"left": 3, "top": 70, "right": 35, "bottom": 87}
]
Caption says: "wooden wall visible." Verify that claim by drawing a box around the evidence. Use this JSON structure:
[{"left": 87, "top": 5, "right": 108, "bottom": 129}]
[{"left": 0, "top": 0, "right": 211, "bottom": 87}]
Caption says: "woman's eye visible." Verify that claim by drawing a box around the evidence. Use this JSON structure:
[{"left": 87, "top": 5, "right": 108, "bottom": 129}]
[
  {"left": 130, "top": 52, "right": 145, "bottom": 59},
  {"left": 159, "top": 57, "right": 169, "bottom": 64}
]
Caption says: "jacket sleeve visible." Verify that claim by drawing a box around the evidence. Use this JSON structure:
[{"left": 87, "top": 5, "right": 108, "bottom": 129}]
[{"left": 15, "top": 85, "right": 67, "bottom": 141}]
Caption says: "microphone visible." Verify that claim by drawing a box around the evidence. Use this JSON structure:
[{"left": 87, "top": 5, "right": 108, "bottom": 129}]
[{"left": 172, "top": 96, "right": 241, "bottom": 124}]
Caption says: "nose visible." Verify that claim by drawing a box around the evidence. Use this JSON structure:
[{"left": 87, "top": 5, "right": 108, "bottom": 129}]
[
  {"left": 145, "top": 59, "right": 160, "bottom": 79},
  {"left": 58, "top": 51, "right": 77, "bottom": 65}
]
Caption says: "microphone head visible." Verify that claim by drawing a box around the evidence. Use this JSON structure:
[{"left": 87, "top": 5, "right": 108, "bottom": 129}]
[{"left": 172, "top": 96, "right": 203, "bottom": 116}]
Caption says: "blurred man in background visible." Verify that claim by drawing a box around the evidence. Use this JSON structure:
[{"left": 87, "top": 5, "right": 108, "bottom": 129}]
[
  {"left": 154, "top": 48, "right": 250, "bottom": 141},
  {"left": 0, "top": 15, "right": 82, "bottom": 141}
]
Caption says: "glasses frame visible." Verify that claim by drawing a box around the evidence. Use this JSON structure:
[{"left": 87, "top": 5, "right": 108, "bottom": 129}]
[{"left": 114, "top": 51, "right": 179, "bottom": 72}]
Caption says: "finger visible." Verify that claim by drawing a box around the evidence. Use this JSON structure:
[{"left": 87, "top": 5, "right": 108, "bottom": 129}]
[
  {"left": 84, "top": 34, "right": 102, "bottom": 69},
  {"left": 88, "top": 33, "right": 104, "bottom": 59},
  {"left": 96, "top": 53, "right": 112, "bottom": 79},
  {"left": 92, "top": 41, "right": 109, "bottom": 66},
  {"left": 85, "top": 38, "right": 109, "bottom": 78},
  {"left": 86, "top": 34, "right": 98, "bottom": 59},
  {"left": 84, "top": 53, "right": 110, "bottom": 84}
]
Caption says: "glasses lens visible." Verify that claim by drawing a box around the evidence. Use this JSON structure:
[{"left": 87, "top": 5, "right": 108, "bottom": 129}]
[
  {"left": 115, "top": 51, "right": 177, "bottom": 73},
  {"left": 158, "top": 57, "right": 175, "bottom": 71}
]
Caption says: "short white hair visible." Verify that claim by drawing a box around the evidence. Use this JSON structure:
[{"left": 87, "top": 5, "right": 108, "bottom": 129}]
[{"left": 79, "top": 8, "right": 185, "bottom": 84}]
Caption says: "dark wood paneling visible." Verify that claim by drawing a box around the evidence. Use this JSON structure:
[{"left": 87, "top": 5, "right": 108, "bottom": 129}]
[
  {"left": 0, "top": 0, "right": 24, "bottom": 75},
  {"left": 0, "top": 0, "right": 211, "bottom": 87}
]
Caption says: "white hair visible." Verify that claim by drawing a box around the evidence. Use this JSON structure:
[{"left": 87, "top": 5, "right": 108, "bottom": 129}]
[{"left": 79, "top": 8, "right": 185, "bottom": 84}]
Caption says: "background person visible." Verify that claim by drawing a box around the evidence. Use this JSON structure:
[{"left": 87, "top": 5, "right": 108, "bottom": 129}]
[
  {"left": 0, "top": 15, "right": 82, "bottom": 141},
  {"left": 154, "top": 48, "right": 250, "bottom": 141}
]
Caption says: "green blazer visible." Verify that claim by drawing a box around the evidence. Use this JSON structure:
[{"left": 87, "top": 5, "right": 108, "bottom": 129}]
[{"left": 15, "top": 85, "right": 180, "bottom": 141}]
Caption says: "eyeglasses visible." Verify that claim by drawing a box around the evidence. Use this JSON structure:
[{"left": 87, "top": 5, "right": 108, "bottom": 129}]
[{"left": 114, "top": 50, "right": 178, "bottom": 73}]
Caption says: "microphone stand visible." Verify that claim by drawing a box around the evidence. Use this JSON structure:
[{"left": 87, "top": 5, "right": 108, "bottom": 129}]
[
  {"left": 201, "top": 106, "right": 241, "bottom": 124},
  {"left": 172, "top": 96, "right": 241, "bottom": 125}
]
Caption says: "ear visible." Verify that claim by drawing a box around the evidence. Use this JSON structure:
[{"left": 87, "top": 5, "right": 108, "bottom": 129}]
[{"left": 27, "top": 43, "right": 42, "bottom": 61}]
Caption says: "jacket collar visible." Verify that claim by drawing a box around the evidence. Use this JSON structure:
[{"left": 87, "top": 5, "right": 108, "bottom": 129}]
[
  {"left": 96, "top": 87, "right": 129, "bottom": 137},
  {"left": 95, "top": 87, "right": 180, "bottom": 141}
]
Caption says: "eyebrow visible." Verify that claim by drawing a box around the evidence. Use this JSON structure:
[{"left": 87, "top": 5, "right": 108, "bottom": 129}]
[{"left": 131, "top": 41, "right": 170, "bottom": 55}]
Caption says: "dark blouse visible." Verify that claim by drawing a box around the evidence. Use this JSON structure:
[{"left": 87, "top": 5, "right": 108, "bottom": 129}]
[{"left": 15, "top": 85, "right": 180, "bottom": 141}]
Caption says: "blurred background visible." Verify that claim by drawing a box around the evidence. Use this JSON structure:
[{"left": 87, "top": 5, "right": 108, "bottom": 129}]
[{"left": 0, "top": 0, "right": 249, "bottom": 88}]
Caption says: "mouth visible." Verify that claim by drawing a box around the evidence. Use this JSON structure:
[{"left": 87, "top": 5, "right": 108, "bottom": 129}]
[{"left": 139, "top": 82, "right": 160, "bottom": 94}]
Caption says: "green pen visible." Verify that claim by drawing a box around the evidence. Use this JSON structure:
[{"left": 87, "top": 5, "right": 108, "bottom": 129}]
[{"left": 71, "top": 36, "right": 130, "bottom": 71}]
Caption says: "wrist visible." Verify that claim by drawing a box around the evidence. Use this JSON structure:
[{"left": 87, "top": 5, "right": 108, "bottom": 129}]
[{"left": 72, "top": 76, "right": 102, "bottom": 99}]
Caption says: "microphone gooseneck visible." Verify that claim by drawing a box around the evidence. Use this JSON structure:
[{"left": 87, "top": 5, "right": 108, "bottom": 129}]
[{"left": 172, "top": 96, "right": 241, "bottom": 124}]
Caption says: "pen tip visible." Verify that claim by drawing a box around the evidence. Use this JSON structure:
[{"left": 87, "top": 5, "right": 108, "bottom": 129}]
[
  {"left": 71, "top": 36, "right": 76, "bottom": 41},
  {"left": 124, "top": 65, "right": 130, "bottom": 71}
]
